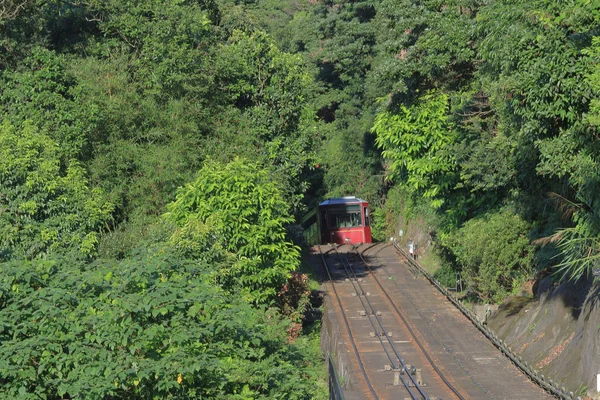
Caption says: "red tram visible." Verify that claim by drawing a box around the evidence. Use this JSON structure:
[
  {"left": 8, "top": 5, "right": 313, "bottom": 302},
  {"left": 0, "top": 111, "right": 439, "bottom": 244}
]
[{"left": 304, "top": 197, "right": 372, "bottom": 245}]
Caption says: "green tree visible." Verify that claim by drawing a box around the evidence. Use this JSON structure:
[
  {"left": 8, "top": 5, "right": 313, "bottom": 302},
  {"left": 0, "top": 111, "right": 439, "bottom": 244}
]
[
  {"left": 164, "top": 158, "right": 300, "bottom": 303},
  {"left": 372, "top": 91, "right": 458, "bottom": 208},
  {"left": 0, "top": 47, "right": 99, "bottom": 161},
  {"left": 0, "top": 247, "right": 326, "bottom": 399},
  {"left": 548, "top": 32, "right": 600, "bottom": 281},
  {"left": 83, "top": 0, "right": 217, "bottom": 99},
  {"left": 284, "top": 0, "right": 384, "bottom": 202},
  {"left": 209, "top": 30, "right": 317, "bottom": 211},
  {"left": 0, "top": 121, "right": 113, "bottom": 260},
  {"left": 475, "top": 0, "right": 600, "bottom": 280},
  {"left": 369, "top": 0, "right": 481, "bottom": 98}
]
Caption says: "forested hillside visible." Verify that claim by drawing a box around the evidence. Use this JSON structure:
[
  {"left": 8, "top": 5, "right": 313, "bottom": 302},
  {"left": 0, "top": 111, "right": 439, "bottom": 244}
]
[
  {"left": 0, "top": 0, "right": 325, "bottom": 397},
  {"left": 1, "top": 0, "right": 600, "bottom": 398},
  {"left": 281, "top": 0, "right": 600, "bottom": 302}
]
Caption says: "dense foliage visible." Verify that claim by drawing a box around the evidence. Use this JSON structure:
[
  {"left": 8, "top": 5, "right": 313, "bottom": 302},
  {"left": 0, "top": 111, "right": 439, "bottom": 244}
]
[
  {"left": 372, "top": 91, "right": 457, "bottom": 208},
  {"left": 0, "top": 121, "right": 113, "bottom": 260},
  {"left": 445, "top": 209, "right": 535, "bottom": 302},
  {"left": 3, "top": 0, "right": 600, "bottom": 395},
  {"left": 282, "top": 0, "right": 600, "bottom": 293},
  {"left": 0, "top": 0, "right": 326, "bottom": 397},
  {"left": 0, "top": 247, "right": 323, "bottom": 399},
  {"left": 165, "top": 158, "right": 300, "bottom": 303}
]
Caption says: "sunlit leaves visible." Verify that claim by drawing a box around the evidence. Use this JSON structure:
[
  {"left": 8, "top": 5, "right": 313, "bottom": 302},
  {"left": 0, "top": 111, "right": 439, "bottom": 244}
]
[
  {"left": 446, "top": 209, "right": 535, "bottom": 302},
  {"left": 0, "top": 48, "right": 99, "bottom": 161},
  {"left": 0, "top": 121, "right": 113, "bottom": 260},
  {"left": 165, "top": 158, "right": 300, "bottom": 303},
  {"left": 582, "top": 36, "right": 600, "bottom": 134},
  {"left": 475, "top": 0, "right": 600, "bottom": 281},
  {"left": 210, "top": 30, "right": 316, "bottom": 211},
  {"left": 368, "top": 0, "right": 600, "bottom": 283},
  {"left": 0, "top": 249, "right": 325, "bottom": 399},
  {"left": 0, "top": 2, "right": 329, "bottom": 397},
  {"left": 554, "top": 227, "right": 600, "bottom": 282},
  {"left": 84, "top": 0, "right": 215, "bottom": 99},
  {"left": 372, "top": 91, "right": 457, "bottom": 207}
]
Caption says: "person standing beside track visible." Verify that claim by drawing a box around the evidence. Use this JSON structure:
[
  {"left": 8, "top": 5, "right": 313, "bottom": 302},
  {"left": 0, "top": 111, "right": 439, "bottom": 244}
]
[{"left": 408, "top": 240, "right": 416, "bottom": 260}]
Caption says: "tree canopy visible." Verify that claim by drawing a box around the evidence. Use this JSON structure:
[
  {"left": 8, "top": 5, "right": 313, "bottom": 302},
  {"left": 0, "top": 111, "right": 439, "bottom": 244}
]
[
  {"left": 165, "top": 158, "right": 300, "bottom": 303},
  {"left": 0, "top": 0, "right": 326, "bottom": 397}
]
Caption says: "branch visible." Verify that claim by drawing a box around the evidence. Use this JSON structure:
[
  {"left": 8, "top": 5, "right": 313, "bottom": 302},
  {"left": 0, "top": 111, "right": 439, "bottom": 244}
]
[
  {"left": 85, "top": 14, "right": 103, "bottom": 22},
  {"left": 0, "top": 0, "right": 32, "bottom": 20},
  {"left": 457, "top": 109, "right": 494, "bottom": 117}
]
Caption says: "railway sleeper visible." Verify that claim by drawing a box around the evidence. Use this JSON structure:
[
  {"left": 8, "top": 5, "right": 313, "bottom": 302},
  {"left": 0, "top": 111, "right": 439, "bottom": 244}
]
[
  {"left": 359, "top": 310, "right": 382, "bottom": 316},
  {"left": 369, "top": 331, "right": 392, "bottom": 337},
  {"left": 403, "top": 398, "right": 438, "bottom": 400}
]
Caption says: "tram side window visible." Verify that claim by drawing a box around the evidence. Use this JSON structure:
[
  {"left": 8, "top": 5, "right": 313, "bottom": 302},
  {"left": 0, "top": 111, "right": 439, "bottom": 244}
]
[{"left": 364, "top": 207, "right": 370, "bottom": 227}]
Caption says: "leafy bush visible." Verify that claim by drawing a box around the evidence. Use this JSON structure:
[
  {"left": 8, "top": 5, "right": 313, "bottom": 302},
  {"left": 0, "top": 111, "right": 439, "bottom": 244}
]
[
  {"left": 372, "top": 184, "right": 444, "bottom": 243},
  {"left": 370, "top": 206, "right": 388, "bottom": 242},
  {"left": 164, "top": 158, "right": 300, "bottom": 303},
  {"left": 372, "top": 91, "right": 458, "bottom": 209},
  {"left": 276, "top": 272, "right": 311, "bottom": 325},
  {"left": 445, "top": 209, "right": 534, "bottom": 302},
  {"left": 0, "top": 248, "right": 326, "bottom": 399},
  {"left": 433, "top": 263, "right": 460, "bottom": 289}
]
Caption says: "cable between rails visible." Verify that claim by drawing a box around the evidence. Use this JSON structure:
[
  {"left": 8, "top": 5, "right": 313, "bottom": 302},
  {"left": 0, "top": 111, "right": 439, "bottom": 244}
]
[
  {"left": 317, "top": 245, "right": 380, "bottom": 400},
  {"left": 334, "top": 247, "right": 428, "bottom": 400},
  {"left": 357, "top": 243, "right": 467, "bottom": 400}
]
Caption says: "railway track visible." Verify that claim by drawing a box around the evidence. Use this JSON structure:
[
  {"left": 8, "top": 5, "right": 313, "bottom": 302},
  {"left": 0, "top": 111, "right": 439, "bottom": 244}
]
[
  {"left": 319, "top": 242, "right": 557, "bottom": 400},
  {"left": 355, "top": 244, "right": 466, "bottom": 400},
  {"left": 319, "top": 244, "right": 379, "bottom": 399},
  {"left": 318, "top": 243, "right": 463, "bottom": 400}
]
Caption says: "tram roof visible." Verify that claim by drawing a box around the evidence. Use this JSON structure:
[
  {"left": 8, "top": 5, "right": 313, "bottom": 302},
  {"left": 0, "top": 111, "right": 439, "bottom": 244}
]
[{"left": 319, "top": 196, "right": 367, "bottom": 206}]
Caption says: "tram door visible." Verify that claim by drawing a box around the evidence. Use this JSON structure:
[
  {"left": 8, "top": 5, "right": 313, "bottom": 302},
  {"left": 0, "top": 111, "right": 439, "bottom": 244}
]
[{"left": 320, "top": 209, "right": 329, "bottom": 244}]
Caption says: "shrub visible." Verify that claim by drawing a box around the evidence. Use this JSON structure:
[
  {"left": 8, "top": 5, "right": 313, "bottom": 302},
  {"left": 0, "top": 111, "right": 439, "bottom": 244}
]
[
  {"left": 0, "top": 121, "right": 113, "bottom": 260},
  {"left": 434, "top": 263, "right": 460, "bottom": 289},
  {"left": 0, "top": 248, "right": 325, "bottom": 399},
  {"left": 445, "top": 209, "right": 534, "bottom": 302},
  {"left": 164, "top": 158, "right": 300, "bottom": 304}
]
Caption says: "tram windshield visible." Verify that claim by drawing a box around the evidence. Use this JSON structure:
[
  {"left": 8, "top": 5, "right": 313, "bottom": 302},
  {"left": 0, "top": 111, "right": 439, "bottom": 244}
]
[{"left": 328, "top": 205, "right": 362, "bottom": 228}]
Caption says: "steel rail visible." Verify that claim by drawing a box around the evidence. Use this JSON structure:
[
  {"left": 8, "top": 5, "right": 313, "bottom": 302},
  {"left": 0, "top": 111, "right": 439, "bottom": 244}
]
[
  {"left": 365, "top": 243, "right": 493, "bottom": 398},
  {"left": 317, "top": 245, "right": 380, "bottom": 400},
  {"left": 358, "top": 243, "right": 468, "bottom": 400},
  {"left": 333, "top": 246, "right": 429, "bottom": 400},
  {"left": 335, "top": 251, "right": 413, "bottom": 394},
  {"left": 389, "top": 242, "right": 572, "bottom": 400},
  {"left": 373, "top": 245, "right": 492, "bottom": 398}
]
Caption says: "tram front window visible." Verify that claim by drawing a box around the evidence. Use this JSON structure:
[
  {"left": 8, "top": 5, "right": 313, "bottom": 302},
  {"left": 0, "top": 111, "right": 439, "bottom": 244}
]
[{"left": 330, "top": 211, "right": 362, "bottom": 228}]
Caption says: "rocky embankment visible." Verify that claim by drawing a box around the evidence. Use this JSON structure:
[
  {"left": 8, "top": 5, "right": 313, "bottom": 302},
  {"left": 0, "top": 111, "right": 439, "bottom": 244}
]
[{"left": 488, "top": 277, "right": 600, "bottom": 399}]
